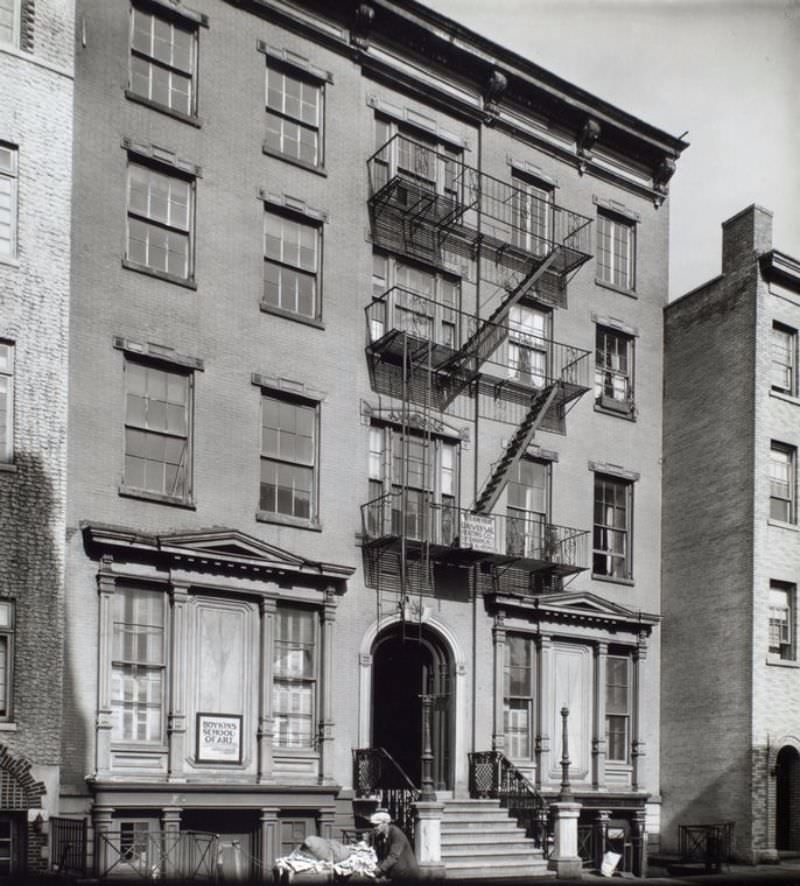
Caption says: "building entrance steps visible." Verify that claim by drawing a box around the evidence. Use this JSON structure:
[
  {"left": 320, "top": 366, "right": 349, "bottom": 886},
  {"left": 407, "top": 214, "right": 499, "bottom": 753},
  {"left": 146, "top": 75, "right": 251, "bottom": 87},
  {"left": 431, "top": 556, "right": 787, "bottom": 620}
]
[{"left": 440, "top": 798, "right": 550, "bottom": 879}]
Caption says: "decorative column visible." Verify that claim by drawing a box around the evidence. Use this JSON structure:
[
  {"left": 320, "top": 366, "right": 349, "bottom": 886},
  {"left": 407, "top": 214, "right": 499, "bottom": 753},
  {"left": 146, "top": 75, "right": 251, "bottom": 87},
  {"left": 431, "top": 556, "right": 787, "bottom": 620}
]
[
  {"left": 420, "top": 695, "right": 435, "bottom": 801},
  {"left": 257, "top": 597, "right": 276, "bottom": 783},
  {"left": 318, "top": 808, "right": 336, "bottom": 841},
  {"left": 161, "top": 806, "right": 182, "bottom": 878},
  {"left": 548, "top": 707, "right": 582, "bottom": 879},
  {"left": 535, "top": 635, "right": 553, "bottom": 787},
  {"left": 631, "top": 634, "right": 647, "bottom": 792},
  {"left": 592, "top": 642, "right": 608, "bottom": 790},
  {"left": 95, "top": 558, "right": 116, "bottom": 778},
  {"left": 631, "top": 808, "right": 648, "bottom": 878},
  {"left": 258, "top": 807, "right": 280, "bottom": 876},
  {"left": 167, "top": 582, "right": 190, "bottom": 781},
  {"left": 318, "top": 587, "right": 338, "bottom": 784},
  {"left": 491, "top": 611, "right": 506, "bottom": 753},
  {"left": 92, "top": 805, "right": 114, "bottom": 878},
  {"left": 593, "top": 809, "right": 611, "bottom": 871}
]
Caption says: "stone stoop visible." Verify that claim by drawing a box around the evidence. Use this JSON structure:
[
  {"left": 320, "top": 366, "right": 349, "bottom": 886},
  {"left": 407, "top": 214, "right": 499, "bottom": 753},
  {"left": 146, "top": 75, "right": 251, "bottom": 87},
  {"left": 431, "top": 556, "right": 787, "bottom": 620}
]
[{"left": 440, "top": 798, "right": 549, "bottom": 879}]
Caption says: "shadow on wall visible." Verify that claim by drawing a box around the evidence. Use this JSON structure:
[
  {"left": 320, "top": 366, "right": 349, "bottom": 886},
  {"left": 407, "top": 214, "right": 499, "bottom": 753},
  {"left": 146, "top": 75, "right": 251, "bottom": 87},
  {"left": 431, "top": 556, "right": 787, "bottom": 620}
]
[{"left": 660, "top": 745, "right": 771, "bottom": 863}]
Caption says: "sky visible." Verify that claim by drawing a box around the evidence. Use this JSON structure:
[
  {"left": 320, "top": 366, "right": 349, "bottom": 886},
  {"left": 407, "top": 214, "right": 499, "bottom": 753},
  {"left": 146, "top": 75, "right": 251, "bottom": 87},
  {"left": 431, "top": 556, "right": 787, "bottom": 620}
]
[{"left": 433, "top": 0, "right": 800, "bottom": 300}]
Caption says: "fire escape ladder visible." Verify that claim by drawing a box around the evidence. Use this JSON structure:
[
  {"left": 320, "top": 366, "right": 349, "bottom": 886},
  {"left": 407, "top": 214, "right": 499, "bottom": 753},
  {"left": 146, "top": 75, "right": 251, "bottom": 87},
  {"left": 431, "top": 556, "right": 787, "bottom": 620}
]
[
  {"left": 473, "top": 381, "right": 562, "bottom": 516},
  {"left": 436, "top": 248, "right": 562, "bottom": 410}
]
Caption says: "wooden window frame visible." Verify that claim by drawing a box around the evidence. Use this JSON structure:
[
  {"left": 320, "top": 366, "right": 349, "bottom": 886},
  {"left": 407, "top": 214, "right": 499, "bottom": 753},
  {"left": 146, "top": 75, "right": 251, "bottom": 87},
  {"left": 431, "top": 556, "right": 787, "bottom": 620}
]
[
  {"left": 0, "top": 144, "right": 18, "bottom": 261},
  {"left": 771, "top": 322, "right": 797, "bottom": 397},
  {"left": 273, "top": 605, "right": 318, "bottom": 750},
  {"left": 769, "top": 581, "right": 796, "bottom": 661},
  {"left": 770, "top": 441, "right": 797, "bottom": 524},
  {"left": 593, "top": 474, "right": 633, "bottom": 580},
  {"left": 503, "top": 633, "right": 534, "bottom": 761},
  {"left": 263, "top": 207, "right": 322, "bottom": 321},
  {"left": 596, "top": 211, "right": 636, "bottom": 292},
  {"left": 0, "top": 600, "right": 15, "bottom": 722},
  {"left": 605, "top": 654, "right": 631, "bottom": 763},
  {"left": 0, "top": 341, "right": 14, "bottom": 465},
  {"left": 595, "top": 325, "right": 635, "bottom": 413},
  {"left": 265, "top": 59, "right": 324, "bottom": 170}
]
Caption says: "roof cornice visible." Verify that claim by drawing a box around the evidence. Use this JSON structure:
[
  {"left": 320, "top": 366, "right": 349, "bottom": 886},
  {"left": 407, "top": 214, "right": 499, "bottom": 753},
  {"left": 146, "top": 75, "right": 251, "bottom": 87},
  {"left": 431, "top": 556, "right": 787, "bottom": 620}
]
[{"left": 761, "top": 249, "right": 800, "bottom": 291}]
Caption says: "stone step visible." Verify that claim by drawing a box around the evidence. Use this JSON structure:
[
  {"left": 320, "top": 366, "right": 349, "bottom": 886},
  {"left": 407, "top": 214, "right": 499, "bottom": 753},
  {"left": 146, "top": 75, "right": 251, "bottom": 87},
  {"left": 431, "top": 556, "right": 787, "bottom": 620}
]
[
  {"left": 442, "top": 841, "right": 543, "bottom": 859},
  {"left": 444, "top": 858, "right": 550, "bottom": 879},
  {"left": 442, "top": 829, "right": 530, "bottom": 845}
]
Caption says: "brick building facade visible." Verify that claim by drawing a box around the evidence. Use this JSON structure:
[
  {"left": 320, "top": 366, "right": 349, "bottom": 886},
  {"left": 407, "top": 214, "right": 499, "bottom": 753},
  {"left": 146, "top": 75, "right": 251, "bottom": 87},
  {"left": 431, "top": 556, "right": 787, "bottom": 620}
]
[
  {"left": 61, "top": 0, "right": 685, "bottom": 876},
  {"left": 0, "top": 0, "right": 74, "bottom": 875},
  {"left": 662, "top": 205, "right": 800, "bottom": 862}
]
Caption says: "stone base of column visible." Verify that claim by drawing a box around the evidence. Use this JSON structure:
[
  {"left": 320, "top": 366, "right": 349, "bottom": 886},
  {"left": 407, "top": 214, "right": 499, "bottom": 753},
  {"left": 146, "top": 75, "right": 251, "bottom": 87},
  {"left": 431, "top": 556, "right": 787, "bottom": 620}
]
[
  {"left": 547, "top": 801, "right": 583, "bottom": 880},
  {"left": 414, "top": 801, "right": 444, "bottom": 867},
  {"left": 418, "top": 861, "right": 446, "bottom": 880}
]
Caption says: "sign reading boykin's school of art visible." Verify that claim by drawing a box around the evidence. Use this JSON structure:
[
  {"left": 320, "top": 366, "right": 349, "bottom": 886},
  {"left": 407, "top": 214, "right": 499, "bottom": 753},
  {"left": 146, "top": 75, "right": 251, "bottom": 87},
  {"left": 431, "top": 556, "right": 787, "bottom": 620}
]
[
  {"left": 459, "top": 512, "right": 496, "bottom": 552},
  {"left": 196, "top": 713, "right": 242, "bottom": 763}
]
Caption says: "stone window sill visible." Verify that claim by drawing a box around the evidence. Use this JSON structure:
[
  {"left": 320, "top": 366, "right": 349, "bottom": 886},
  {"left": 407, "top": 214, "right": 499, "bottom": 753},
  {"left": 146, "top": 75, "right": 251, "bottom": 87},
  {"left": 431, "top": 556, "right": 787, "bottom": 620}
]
[
  {"left": 122, "top": 259, "right": 198, "bottom": 290},
  {"left": 766, "top": 656, "right": 800, "bottom": 669},
  {"left": 592, "top": 573, "right": 635, "bottom": 587},
  {"left": 0, "top": 723, "right": 17, "bottom": 732},
  {"left": 260, "top": 302, "right": 325, "bottom": 330},
  {"left": 595, "top": 278, "right": 638, "bottom": 299},
  {"left": 124, "top": 90, "right": 202, "bottom": 128},
  {"left": 256, "top": 511, "right": 322, "bottom": 532},
  {"left": 0, "top": 462, "right": 17, "bottom": 473},
  {"left": 119, "top": 485, "right": 197, "bottom": 510},
  {"left": 594, "top": 402, "right": 637, "bottom": 422},
  {"left": 768, "top": 519, "right": 799, "bottom": 532},
  {"left": 770, "top": 389, "right": 800, "bottom": 407}
]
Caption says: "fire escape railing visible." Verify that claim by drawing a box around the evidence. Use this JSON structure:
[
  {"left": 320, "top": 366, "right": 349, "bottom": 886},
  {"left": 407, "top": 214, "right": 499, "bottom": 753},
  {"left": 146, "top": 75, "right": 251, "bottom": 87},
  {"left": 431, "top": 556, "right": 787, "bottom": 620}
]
[
  {"left": 360, "top": 491, "right": 587, "bottom": 574},
  {"left": 468, "top": 751, "right": 550, "bottom": 853},
  {"left": 353, "top": 747, "right": 420, "bottom": 844}
]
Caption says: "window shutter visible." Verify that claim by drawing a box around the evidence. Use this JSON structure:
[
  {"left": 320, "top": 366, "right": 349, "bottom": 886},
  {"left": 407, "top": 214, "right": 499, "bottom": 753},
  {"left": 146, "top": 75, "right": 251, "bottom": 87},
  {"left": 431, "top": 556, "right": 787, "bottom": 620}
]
[{"left": 20, "top": 0, "right": 33, "bottom": 52}]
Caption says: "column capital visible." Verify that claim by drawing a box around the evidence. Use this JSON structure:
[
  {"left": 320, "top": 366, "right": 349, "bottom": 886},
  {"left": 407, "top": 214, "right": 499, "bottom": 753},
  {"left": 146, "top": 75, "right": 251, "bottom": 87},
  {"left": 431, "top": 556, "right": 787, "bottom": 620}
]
[
  {"left": 595, "top": 640, "right": 609, "bottom": 655},
  {"left": 260, "top": 597, "right": 277, "bottom": 614},
  {"left": 169, "top": 581, "right": 191, "bottom": 601}
]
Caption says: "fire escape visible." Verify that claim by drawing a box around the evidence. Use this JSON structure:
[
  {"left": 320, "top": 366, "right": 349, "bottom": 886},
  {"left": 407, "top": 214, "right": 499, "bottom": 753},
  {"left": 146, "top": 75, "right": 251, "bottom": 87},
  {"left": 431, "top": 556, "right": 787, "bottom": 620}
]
[{"left": 361, "top": 134, "right": 594, "bottom": 599}]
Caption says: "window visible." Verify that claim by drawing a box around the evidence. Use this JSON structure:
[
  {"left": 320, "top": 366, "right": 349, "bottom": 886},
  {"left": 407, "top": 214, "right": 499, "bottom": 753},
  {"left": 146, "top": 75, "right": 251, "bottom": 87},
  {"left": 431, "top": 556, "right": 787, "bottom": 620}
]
[
  {"left": 126, "top": 161, "right": 193, "bottom": 280},
  {"left": 506, "top": 458, "right": 549, "bottom": 558},
  {"left": 504, "top": 634, "right": 534, "bottom": 759},
  {"left": 129, "top": 5, "right": 196, "bottom": 117},
  {"left": 595, "top": 327, "right": 634, "bottom": 410},
  {"left": 606, "top": 655, "right": 630, "bottom": 762},
  {"left": 263, "top": 210, "right": 320, "bottom": 319},
  {"left": 597, "top": 212, "right": 635, "bottom": 291},
  {"left": 0, "top": 0, "right": 19, "bottom": 47},
  {"left": 770, "top": 442, "right": 796, "bottom": 523},
  {"left": 769, "top": 581, "right": 796, "bottom": 661},
  {"left": 118, "top": 821, "right": 156, "bottom": 872},
  {"left": 369, "top": 253, "right": 461, "bottom": 348},
  {"left": 373, "top": 116, "right": 462, "bottom": 200},
  {"left": 0, "top": 342, "right": 13, "bottom": 463},
  {"left": 0, "top": 601, "right": 14, "bottom": 721},
  {"left": 265, "top": 61, "right": 323, "bottom": 168},
  {"left": 111, "top": 587, "right": 165, "bottom": 743},
  {"left": 0, "top": 145, "right": 17, "bottom": 259},
  {"left": 512, "top": 176, "right": 553, "bottom": 257},
  {"left": 368, "top": 425, "right": 458, "bottom": 544},
  {"left": 124, "top": 358, "right": 192, "bottom": 501},
  {"left": 260, "top": 394, "right": 317, "bottom": 521},
  {"left": 507, "top": 304, "right": 549, "bottom": 388},
  {"left": 772, "top": 323, "right": 797, "bottom": 396},
  {"left": 273, "top": 606, "right": 317, "bottom": 748},
  {"left": 593, "top": 475, "right": 632, "bottom": 579}
]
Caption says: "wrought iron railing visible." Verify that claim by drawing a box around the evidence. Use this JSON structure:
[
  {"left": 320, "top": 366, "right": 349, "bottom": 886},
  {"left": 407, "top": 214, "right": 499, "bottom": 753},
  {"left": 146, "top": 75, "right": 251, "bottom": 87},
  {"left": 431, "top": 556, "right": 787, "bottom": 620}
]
[
  {"left": 367, "top": 134, "right": 593, "bottom": 275},
  {"left": 94, "top": 829, "right": 220, "bottom": 880},
  {"left": 678, "top": 821, "right": 734, "bottom": 872},
  {"left": 353, "top": 747, "right": 420, "bottom": 844},
  {"left": 361, "top": 491, "right": 588, "bottom": 573},
  {"left": 50, "top": 817, "right": 87, "bottom": 876},
  {"left": 468, "top": 750, "right": 549, "bottom": 852}
]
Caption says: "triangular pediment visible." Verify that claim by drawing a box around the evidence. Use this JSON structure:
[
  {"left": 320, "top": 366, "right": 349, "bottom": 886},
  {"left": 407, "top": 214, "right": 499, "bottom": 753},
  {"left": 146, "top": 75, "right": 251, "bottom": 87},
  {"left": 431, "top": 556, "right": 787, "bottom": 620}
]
[
  {"left": 158, "top": 529, "right": 307, "bottom": 569},
  {"left": 488, "top": 587, "right": 659, "bottom": 629},
  {"left": 539, "top": 591, "right": 647, "bottom": 619}
]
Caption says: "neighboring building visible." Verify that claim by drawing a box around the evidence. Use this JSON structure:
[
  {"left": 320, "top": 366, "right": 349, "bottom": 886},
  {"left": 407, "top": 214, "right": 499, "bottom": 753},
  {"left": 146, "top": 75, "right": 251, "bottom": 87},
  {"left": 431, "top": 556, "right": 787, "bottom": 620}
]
[
  {"left": 0, "top": 0, "right": 75, "bottom": 876},
  {"left": 64, "top": 0, "right": 685, "bottom": 876},
  {"left": 662, "top": 205, "right": 800, "bottom": 862}
]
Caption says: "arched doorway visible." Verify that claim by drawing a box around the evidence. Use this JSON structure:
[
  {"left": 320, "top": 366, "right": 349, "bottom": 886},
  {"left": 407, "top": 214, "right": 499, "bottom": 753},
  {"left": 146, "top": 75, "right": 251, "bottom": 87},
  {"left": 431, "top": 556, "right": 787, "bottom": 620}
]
[
  {"left": 776, "top": 745, "right": 800, "bottom": 851},
  {"left": 371, "top": 625, "right": 452, "bottom": 790}
]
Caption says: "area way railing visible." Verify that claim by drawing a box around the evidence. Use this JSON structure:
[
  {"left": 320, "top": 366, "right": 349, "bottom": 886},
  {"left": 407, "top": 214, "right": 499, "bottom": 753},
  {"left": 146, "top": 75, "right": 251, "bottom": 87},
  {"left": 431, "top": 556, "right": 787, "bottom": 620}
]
[
  {"left": 353, "top": 747, "right": 420, "bottom": 844},
  {"left": 94, "top": 830, "right": 219, "bottom": 880},
  {"left": 468, "top": 750, "right": 550, "bottom": 853}
]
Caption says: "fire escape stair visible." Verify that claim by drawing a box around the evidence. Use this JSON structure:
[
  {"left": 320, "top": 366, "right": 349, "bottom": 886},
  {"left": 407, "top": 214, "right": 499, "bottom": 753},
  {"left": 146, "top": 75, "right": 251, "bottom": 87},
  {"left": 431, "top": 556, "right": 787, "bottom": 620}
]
[
  {"left": 441, "top": 799, "right": 549, "bottom": 879},
  {"left": 473, "top": 381, "right": 562, "bottom": 515},
  {"left": 437, "top": 248, "right": 562, "bottom": 409}
]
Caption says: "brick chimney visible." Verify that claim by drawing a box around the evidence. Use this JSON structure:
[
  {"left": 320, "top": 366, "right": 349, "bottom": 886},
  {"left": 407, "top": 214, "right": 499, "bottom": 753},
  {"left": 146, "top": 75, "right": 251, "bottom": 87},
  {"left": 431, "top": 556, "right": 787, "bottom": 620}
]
[{"left": 721, "top": 204, "right": 773, "bottom": 274}]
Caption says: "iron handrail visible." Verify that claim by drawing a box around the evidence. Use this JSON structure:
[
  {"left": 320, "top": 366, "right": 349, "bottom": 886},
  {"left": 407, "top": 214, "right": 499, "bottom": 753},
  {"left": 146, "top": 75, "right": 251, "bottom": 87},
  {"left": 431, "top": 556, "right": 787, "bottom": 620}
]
[
  {"left": 468, "top": 750, "right": 549, "bottom": 851},
  {"left": 353, "top": 747, "right": 420, "bottom": 844}
]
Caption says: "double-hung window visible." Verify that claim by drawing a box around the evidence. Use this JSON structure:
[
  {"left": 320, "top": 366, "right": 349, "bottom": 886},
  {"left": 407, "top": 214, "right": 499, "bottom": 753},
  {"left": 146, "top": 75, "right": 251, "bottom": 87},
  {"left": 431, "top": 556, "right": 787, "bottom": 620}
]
[
  {"left": 0, "top": 600, "right": 14, "bottom": 721},
  {"left": 111, "top": 587, "right": 166, "bottom": 743},
  {"left": 504, "top": 634, "right": 534, "bottom": 760},
  {"left": 597, "top": 211, "right": 635, "bottom": 291},
  {"left": 770, "top": 441, "right": 796, "bottom": 524},
  {"left": 273, "top": 606, "right": 317, "bottom": 749},
  {"left": 129, "top": 5, "right": 197, "bottom": 117},
  {"left": 772, "top": 322, "right": 797, "bottom": 396},
  {"left": 0, "top": 342, "right": 13, "bottom": 464},
  {"left": 769, "top": 581, "right": 796, "bottom": 661},
  {"left": 595, "top": 326, "right": 634, "bottom": 410},
  {"left": 260, "top": 394, "right": 318, "bottom": 522},
  {"left": 506, "top": 458, "right": 549, "bottom": 559},
  {"left": 124, "top": 358, "right": 193, "bottom": 502},
  {"left": 606, "top": 655, "right": 631, "bottom": 762},
  {"left": 265, "top": 61, "right": 323, "bottom": 169},
  {"left": 127, "top": 160, "right": 193, "bottom": 281},
  {"left": 0, "top": 0, "right": 19, "bottom": 47},
  {"left": 0, "top": 145, "right": 17, "bottom": 260},
  {"left": 507, "top": 304, "right": 549, "bottom": 388},
  {"left": 263, "top": 210, "right": 320, "bottom": 320},
  {"left": 593, "top": 474, "right": 632, "bottom": 579},
  {"left": 512, "top": 176, "right": 553, "bottom": 257}
]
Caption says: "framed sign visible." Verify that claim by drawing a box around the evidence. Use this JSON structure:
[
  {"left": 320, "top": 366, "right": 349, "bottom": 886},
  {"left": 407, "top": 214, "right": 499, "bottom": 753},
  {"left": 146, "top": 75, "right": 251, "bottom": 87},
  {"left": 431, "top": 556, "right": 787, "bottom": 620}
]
[{"left": 196, "top": 713, "right": 242, "bottom": 764}]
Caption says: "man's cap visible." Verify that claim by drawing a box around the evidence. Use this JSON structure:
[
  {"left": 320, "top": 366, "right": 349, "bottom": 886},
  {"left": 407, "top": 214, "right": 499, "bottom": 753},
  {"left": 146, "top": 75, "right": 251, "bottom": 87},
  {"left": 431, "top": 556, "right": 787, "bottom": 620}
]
[{"left": 369, "top": 812, "right": 391, "bottom": 826}]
